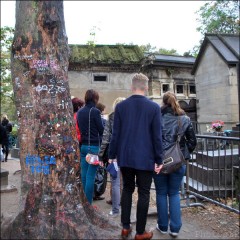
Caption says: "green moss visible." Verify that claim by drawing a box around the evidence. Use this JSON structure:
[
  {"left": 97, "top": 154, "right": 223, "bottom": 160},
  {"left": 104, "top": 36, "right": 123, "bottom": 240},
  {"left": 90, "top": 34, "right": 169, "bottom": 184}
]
[{"left": 68, "top": 44, "right": 142, "bottom": 64}]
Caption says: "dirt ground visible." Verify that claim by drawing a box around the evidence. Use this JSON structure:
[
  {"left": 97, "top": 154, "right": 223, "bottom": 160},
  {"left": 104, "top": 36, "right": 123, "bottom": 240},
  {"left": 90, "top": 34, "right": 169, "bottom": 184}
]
[{"left": 1, "top": 158, "right": 239, "bottom": 239}]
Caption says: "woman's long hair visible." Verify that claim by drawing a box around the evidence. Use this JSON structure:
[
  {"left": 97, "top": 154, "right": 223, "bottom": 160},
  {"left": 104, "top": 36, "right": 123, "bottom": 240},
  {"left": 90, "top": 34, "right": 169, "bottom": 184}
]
[
  {"left": 162, "top": 91, "right": 185, "bottom": 116},
  {"left": 84, "top": 89, "right": 99, "bottom": 104}
]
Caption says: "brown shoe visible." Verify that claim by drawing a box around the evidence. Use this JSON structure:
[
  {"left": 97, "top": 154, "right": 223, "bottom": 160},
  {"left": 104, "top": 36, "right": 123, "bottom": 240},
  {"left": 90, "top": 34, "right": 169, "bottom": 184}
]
[
  {"left": 121, "top": 228, "right": 132, "bottom": 239},
  {"left": 134, "top": 231, "right": 153, "bottom": 240}
]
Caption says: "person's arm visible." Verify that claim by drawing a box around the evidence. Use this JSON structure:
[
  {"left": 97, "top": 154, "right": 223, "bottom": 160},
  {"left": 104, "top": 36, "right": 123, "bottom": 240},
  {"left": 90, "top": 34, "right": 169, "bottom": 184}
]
[
  {"left": 184, "top": 121, "right": 197, "bottom": 153},
  {"left": 94, "top": 109, "right": 104, "bottom": 136},
  {"left": 152, "top": 106, "right": 164, "bottom": 165},
  {"left": 8, "top": 123, "right": 12, "bottom": 133},
  {"left": 98, "top": 119, "right": 111, "bottom": 159},
  {"left": 108, "top": 106, "right": 120, "bottom": 160}
]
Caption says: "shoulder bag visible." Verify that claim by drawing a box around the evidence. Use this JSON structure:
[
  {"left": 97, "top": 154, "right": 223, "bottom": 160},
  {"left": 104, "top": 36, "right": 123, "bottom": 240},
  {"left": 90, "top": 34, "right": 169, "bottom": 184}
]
[
  {"left": 161, "top": 117, "right": 186, "bottom": 174},
  {"left": 85, "top": 108, "right": 100, "bottom": 165}
]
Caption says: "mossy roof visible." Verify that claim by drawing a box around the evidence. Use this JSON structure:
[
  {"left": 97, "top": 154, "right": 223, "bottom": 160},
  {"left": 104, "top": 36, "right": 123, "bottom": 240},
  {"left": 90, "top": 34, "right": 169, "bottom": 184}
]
[{"left": 69, "top": 44, "right": 144, "bottom": 64}]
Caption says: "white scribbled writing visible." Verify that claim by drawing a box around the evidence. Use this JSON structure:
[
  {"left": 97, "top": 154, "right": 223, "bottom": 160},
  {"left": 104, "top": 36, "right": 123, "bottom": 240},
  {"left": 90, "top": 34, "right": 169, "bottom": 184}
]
[{"left": 14, "top": 55, "right": 33, "bottom": 60}]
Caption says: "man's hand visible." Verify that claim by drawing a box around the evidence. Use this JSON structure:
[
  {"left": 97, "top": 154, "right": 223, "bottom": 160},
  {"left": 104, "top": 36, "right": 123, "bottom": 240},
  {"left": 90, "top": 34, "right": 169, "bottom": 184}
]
[
  {"left": 108, "top": 159, "right": 117, "bottom": 164},
  {"left": 99, "top": 161, "right": 104, "bottom": 167},
  {"left": 154, "top": 163, "right": 163, "bottom": 174}
]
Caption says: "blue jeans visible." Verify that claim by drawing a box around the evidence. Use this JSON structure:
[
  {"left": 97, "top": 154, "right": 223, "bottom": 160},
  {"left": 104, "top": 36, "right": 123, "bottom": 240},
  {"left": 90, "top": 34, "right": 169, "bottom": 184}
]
[
  {"left": 153, "top": 165, "right": 186, "bottom": 233},
  {"left": 111, "top": 167, "right": 121, "bottom": 214},
  {"left": 80, "top": 144, "right": 99, "bottom": 204}
]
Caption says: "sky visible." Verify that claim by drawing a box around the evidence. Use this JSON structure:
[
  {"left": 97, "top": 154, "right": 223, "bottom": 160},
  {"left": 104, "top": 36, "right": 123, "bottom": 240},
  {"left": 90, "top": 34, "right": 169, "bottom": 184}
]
[{"left": 1, "top": 1, "right": 205, "bottom": 55}]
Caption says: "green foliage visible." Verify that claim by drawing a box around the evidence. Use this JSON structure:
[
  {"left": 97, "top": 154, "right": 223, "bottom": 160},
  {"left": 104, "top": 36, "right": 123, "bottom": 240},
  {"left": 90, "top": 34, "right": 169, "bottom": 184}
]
[
  {"left": 139, "top": 44, "right": 179, "bottom": 55},
  {"left": 196, "top": 0, "right": 239, "bottom": 36},
  {"left": 158, "top": 48, "right": 179, "bottom": 56},
  {"left": 139, "top": 43, "right": 157, "bottom": 53},
  {"left": 183, "top": 43, "right": 202, "bottom": 58},
  {"left": 0, "top": 26, "right": 16, "bottom": 121},
  {"left": 187, "top": 1, "right": 239, "bottom": 57}
]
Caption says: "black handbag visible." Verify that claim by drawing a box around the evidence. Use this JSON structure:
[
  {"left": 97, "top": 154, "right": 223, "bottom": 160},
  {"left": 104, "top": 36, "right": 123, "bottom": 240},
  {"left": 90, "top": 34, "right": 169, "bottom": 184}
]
[
  {"left": 161, "top": 117, "right": 186, "bottom": 174},
  {"left": 94, "top": 165, "right": 108, "bottom": 197}
]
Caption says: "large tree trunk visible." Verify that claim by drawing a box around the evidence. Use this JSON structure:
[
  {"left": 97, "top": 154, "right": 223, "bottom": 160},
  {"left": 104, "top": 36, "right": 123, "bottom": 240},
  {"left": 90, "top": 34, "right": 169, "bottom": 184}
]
[{"left": 1, "top": 1, "right": 119, "bottom": 239}]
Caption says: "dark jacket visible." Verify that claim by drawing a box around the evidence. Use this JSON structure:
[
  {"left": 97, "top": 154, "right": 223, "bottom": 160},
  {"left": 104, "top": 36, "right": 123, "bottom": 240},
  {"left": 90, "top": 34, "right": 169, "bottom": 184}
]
[
  {"left": 2, "top": 119, "right": 12, "bottom": 135},
  {"left": 77, "top": 101, "right": 104, "bottom": 146},
  {"left": 98, "top": 112, "right": 114, "bottom": 161},
  {"left": 0, "top": 124, "right": 8, "bottom": 145},
  {"left": 161, "top": 106, "right": 197, "bottom": 160},
  {"left": 109, "top": 95, "right": 163, "bottom": 171}
]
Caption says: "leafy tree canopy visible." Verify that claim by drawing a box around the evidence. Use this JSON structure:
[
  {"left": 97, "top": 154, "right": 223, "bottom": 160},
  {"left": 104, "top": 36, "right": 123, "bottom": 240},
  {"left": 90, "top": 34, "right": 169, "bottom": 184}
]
[
  {"left": 0, "top": 26, "right": 16, "bottom": 121},
  {"left": 139, "top": 43, "right": 179, "bottom": 55},
  {"left": 196, "top": 0, "right": 239, "bottom": 36},
  {"left": 189, "top": 0, "right": 240, "bottom": 57}
]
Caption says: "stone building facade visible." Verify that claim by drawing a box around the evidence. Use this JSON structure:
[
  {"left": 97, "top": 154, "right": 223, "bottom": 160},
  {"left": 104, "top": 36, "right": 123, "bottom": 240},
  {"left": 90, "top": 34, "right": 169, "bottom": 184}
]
[
  {"left": 68, "top": 44, "right": 143, "bottom": 113},
  {"left": 68, "top": 45, "right": 197, "bottom": 122},
  {"left": 192, "top": 34, "right": 239, "bottom": 133},
  {"left": 143, "top": 54, "right": 197, "bottom": 127}
]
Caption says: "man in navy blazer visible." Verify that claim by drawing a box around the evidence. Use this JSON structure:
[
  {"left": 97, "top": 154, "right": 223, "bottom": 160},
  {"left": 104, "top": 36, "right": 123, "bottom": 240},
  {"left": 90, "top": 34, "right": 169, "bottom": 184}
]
[{"left": 109, "top": 73, "right": 163, "bottom": 240}]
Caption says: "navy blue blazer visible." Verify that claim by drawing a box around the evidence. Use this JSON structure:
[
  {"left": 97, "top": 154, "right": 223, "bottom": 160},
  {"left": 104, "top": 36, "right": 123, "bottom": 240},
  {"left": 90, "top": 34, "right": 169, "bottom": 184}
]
[{"left": 109, "top": 95, "right": 163, "bottom": 171}]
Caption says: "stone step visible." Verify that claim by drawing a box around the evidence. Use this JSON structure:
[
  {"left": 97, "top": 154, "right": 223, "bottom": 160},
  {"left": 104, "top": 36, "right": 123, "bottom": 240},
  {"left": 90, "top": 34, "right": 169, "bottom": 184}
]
[{"left": 0, "top": 168, "right": 9, "bottom": 186}]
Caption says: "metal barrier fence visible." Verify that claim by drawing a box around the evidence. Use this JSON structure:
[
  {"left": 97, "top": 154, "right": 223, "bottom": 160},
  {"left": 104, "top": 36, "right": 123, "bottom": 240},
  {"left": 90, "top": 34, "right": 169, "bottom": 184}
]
[
  {"left": 8, "top": 135, "right": 18, "bottom": 149},
  {"left": 185, "top": 134, "right": 240, "bottom": 214},
  {"left": 9, "top": 133, "right": 239, "bottom": 214}
]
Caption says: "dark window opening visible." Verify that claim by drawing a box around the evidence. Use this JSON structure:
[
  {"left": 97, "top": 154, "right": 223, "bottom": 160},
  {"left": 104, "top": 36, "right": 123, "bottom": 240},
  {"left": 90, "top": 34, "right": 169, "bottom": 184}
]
[
  {"left": 189, "top": 85, "right": 196, "bottom": 94},
  {"left": 176, "top": 85, "right": 184, "bottom": 94},
  {"left": 162, "top": 84, "right": 169, "bottom": 93},
  {"left": 94, "top": 75, "right": 107, "bottom": 82}
]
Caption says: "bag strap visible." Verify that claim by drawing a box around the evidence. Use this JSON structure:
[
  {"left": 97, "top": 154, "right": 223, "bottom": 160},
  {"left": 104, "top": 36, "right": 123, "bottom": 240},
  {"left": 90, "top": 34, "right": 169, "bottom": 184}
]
[
  {"left": 176, "top": 116, "right": 182, "bottom": 143},
  {"left": 88, "top": 107, "right": 93, "bottom": 151}
]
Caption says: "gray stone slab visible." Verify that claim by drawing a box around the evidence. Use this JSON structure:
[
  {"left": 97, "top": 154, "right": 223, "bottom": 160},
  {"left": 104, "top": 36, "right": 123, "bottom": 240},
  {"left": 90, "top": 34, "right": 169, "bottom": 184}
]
[
  {"left": 11, "top": 148, "right": 20, "bottom": 158},
  {"left": 187, "top": 177, "right": 233, "bottom": 198},
  {"left": 195, "top": 149, "right": 239, "bottom": 169},
  {"left": 189, "top": 162, "right": 233, "bottom": 186},
  {"left": 0, "top": 168, "right": 9, "bottom": 186},
  {"left": 0, "top": 184, "right": 18, "bottom": 193}
]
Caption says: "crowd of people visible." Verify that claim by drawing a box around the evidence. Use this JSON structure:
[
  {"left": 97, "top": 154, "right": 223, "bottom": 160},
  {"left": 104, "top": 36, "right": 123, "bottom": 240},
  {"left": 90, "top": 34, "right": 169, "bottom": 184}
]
[
  {"left": 0, "top": 72, "right": 196, "bottom": 239},
  {"left": 72, "top": 73, "right": 197, "bottom": 239}
]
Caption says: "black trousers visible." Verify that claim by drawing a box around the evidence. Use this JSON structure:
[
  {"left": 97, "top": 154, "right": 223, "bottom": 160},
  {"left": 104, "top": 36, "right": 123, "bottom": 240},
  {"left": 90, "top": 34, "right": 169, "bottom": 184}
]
[
  {"left": 2, "top": 142, "right": 9, "bottom": 161},
  {"left": 120, "top": 167, "right": 154, "bottom": 234}
]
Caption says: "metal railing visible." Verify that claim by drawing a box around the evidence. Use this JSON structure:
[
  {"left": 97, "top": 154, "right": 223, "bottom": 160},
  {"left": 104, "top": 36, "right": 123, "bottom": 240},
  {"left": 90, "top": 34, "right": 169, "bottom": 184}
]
[
  {"left": 185, "top": 134, "right": 240, "bottom": 214},
  {"left": 8, "top": 135, "right": 18, "bottom": 149}
]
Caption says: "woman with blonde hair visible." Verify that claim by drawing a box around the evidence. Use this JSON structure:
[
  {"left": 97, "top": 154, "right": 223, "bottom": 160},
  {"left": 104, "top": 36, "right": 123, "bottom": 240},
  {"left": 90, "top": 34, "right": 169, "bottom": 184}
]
[
  {"left": 154, "top": 91, "right": 197, "bottom": 238},
  {"left": 98, "top": 97, "right": 126, "bottom": 216}
]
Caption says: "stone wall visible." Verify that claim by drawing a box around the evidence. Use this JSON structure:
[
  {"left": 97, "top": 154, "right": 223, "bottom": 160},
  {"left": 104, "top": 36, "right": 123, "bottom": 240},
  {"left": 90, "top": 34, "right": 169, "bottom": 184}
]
[
  {"left": 68, "top": 71, "right": 134, "bottom": 114},
  {"left": 194, "top": 44, "right": 239, "bottom": 133}
]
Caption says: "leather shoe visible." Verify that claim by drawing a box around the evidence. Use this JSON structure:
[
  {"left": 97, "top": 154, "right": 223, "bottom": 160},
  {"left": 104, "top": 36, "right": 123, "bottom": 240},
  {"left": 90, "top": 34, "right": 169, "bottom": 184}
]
[
  {"left": 106, "top": 200, "right": 112, "bottom": 205},
  {"left": 134, "top": 231, "right": 153, "bottom": 240},
  {"left": 93, "top": 196, "right": 105, "bottom": 200},
  {"left": 121, "top": 228, "right": 132, "bottom": 239}
]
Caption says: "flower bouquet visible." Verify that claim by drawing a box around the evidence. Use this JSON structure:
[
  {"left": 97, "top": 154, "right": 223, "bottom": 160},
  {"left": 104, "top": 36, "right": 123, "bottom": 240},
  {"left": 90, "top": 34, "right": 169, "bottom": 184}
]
[{"left": 211, "top": 120, "right": 224, "bottom": 132}]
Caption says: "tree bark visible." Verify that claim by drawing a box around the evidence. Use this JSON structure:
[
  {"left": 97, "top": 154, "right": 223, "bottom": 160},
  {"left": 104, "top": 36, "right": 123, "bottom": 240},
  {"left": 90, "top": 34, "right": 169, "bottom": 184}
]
[{"left": 2, "top": 1, "right": 119, "bottom": 239}]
